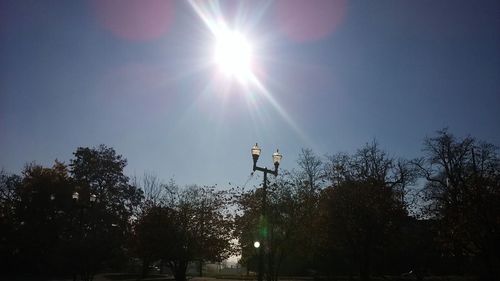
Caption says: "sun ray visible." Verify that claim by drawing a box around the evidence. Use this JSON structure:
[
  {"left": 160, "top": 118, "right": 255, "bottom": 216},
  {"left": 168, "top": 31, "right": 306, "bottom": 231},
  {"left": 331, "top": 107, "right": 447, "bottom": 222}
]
[
  {"left": 187, "top": 0, "right": 316, "bottom": 148},
  {"left": 247, "top": 73, "right": 313, "bottom": 145}
]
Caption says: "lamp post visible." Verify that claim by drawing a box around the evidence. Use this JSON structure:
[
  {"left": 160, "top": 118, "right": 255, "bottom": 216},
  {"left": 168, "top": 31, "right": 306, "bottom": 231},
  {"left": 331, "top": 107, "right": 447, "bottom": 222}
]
[
  {"left": 72, "top": 190, "right": 97, "bottom": 227},
  {"left": 71, "top": 189, "right": 98, "bottom": 281},
  {"left": 251, "top": 143, "right": 282, "bottom": 281}
]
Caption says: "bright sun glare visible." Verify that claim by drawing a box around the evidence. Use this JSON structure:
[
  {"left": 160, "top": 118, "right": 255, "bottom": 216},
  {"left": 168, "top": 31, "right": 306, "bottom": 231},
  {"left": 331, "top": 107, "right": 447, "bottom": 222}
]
[
  {"left": 188, "top": 0, "right": 311, "bottom": 150},
  {"left": 214, "top": 28, "right": 253, "bottom": 81}
]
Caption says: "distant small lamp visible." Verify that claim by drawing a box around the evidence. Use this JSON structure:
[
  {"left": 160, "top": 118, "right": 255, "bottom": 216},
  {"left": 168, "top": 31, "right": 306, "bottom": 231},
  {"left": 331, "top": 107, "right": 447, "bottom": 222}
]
[
  {"left": 90, "top": 194, "right": 97, "bottom": 203},
  {"left": 72, "top": 191, "right": 79, "bottom": 201},
  {"left": 253, "top": 241, "right": 260, "bottom": 248}
]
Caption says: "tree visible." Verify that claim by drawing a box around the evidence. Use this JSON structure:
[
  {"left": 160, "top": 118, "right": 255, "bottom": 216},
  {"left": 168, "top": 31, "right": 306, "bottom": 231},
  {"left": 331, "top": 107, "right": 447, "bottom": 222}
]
[
  {"left": 0, "top": 162, "right": 78, "bottom": 278},
  {"left": 0, "top": 170, "right": 23, "bottom": 275},
  {"left": 133, "top": 204, "right": 178, "bottom": 277},
  {"left": 320, "top": 141, "right": 415, "bottom": 280},
  {"left": 417, "top": 129, "right": 500, "bottom": 280},
  {"left": 1, "top": 145, "right": 143, "bottom": 281},
  {"left": 291, "top": 149, "right": 325, "bottom": 272},
  {"left": 131, "top": 174, "right": 176, "bottom": 277},
  {"left": 69, "top": 145, "right": 144, "bottom": 281},
  {"left": 296, "top": 148, "right": 324, "bottom": 192},
  {"left": 264, "top": 176, "right": 308, "bottom": 280},
  {"left": 234, "top": 170, "right": 317, "bottom": 281},
  {"left": 70, "top": 145, "right": 143, "bottom": 221},
  {"left": 233, "top": 185, "right": 263, "bottom": 275},
  {"left": 132, "top": 172, "right": 167, "bottom": 207},
  {"left": 133, "top": 184, "right": 233, "bottom": 281}
]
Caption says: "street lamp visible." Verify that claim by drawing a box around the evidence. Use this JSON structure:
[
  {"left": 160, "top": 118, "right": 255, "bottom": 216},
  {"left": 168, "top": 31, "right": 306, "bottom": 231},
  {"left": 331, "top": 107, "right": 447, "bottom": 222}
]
[
  {"left": 72, "top": 189, "right": 97, "bottom": 205},
  {"left": 71, "top": 188, "right": 97, "bottom": 231},
  {"left": 251, "top": 143, "right": 282, "bottom": 281},
  {"left": 252, "top": 143, "right": 282, "bottom": 176},
  {"left": 71, "top": 187, "right": 99, "bottom": 280},
  {"left": 72, "top": 191, "right": 79, "bottom": 201}
]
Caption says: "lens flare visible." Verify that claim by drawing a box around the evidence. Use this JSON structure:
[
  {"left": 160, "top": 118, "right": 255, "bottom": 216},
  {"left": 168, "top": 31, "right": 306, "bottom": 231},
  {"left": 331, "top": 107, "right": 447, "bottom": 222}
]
[
  {"left": 90, "top": 0, "right": 174, "bottom": 41},
  {"left": 276, "top": 0, "right": 346, "bottom": 42}
]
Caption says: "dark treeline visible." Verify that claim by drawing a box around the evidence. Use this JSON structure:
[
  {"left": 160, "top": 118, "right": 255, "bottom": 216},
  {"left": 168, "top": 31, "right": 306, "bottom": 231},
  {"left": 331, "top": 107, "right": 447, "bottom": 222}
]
[{"left": 0, "top": 129, "right": 499, "bottom": 281}]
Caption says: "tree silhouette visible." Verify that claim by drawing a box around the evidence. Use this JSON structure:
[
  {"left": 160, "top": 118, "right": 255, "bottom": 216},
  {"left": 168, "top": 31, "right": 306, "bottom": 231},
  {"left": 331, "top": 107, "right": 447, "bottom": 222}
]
[
  {"left": 417, "top": 129, "right": 500, "bottom": 280},
  {"left": 1, "top": 133, "right": 498, "bottom": 280},
  {"left": 320, "top": 141, "right": 416, "bottom": 281},
  {"left": 133, "top": 184, "right": 233, "bottom": 281},
  {"left": 68, "top": 145, "right": 144, "bottom": 281}
]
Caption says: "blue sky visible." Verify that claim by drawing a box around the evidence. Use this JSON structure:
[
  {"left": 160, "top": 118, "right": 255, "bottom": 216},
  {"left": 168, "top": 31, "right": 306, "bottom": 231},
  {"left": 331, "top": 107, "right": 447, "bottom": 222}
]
[{"left": 1, "top": 0, "right": 499, "bottom": 188}]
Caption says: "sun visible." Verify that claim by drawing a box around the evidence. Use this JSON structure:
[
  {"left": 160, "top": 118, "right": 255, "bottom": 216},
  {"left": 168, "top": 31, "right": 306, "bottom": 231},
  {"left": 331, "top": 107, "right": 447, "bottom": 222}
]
[{"left": 213, "top": 27, "right": 253, "bottom": 81}]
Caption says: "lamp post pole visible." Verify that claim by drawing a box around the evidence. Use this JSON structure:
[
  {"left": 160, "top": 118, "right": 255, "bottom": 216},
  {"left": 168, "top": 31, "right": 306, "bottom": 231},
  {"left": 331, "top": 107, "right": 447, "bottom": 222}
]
[
  {"left": 71, "top": 190, "right": 97, "bottom": 281},
  {"left": 251, "top": 143, "right": 282, "bottom": 281}
]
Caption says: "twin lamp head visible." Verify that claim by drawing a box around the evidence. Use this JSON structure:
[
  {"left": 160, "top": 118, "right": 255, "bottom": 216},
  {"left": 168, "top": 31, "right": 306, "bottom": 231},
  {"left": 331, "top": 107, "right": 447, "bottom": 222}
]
[{"left": 252, "top": 143, "right": 282, "bottom": 169}]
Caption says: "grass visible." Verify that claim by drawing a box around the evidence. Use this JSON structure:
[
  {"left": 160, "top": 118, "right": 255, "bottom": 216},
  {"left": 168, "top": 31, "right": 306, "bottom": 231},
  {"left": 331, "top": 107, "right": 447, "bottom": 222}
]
[{"left": 103, "top": 273, "right": 174, "bottom": 281}]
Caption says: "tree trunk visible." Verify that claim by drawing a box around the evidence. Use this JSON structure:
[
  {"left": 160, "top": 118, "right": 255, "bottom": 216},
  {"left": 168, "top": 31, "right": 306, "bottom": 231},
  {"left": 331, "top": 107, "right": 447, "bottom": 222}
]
[
  {"left": 174, "top": 269, "right": 186, "bottom": 281},
  {"left": 142, "top": 257, "right": 150, "bottom": 278},
  {"left": 360, "top": 242, "right": 371, "bottom": 281},
  {"left": 199, "top": 259, "right": 203, "bottom": 277},
  {"left": 170, "top": 260, "right": 188, "bottom": 281},
  {"left": 360, "top": 260, "right": 370, "bottom": 281},
  {"left": 453, "top": 249, "right": 464, "bottom": 276},
  {"left": 479, "top": 251, "right": 499, "bottom": 281}
]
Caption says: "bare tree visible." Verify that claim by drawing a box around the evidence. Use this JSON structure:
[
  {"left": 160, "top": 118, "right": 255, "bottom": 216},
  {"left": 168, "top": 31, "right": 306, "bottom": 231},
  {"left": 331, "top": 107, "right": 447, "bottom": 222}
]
[
  {"left": 296, "top": 148, "right": 324, "bottom": 192},
  {"left": 416, "top": 129, "right": 500, "bottom": 280},
  {"left": 132, "top": 172, "right": 165, "bottom": 208}
]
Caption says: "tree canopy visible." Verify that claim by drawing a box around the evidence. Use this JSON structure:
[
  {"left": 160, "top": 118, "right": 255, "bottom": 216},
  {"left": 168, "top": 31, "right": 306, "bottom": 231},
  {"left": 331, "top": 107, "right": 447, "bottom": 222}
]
[
  {"left": 132, "top": 184, "right": 233, "bottom": 281},
  {"left": 0, "top": 130, "right": 499, "bottom": 281}
]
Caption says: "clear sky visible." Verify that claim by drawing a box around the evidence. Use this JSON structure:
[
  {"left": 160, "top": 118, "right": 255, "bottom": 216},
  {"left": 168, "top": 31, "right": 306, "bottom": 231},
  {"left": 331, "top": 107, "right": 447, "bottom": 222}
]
[{"left": 1, "top": 0, "right": 499, "bottom": 188}]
